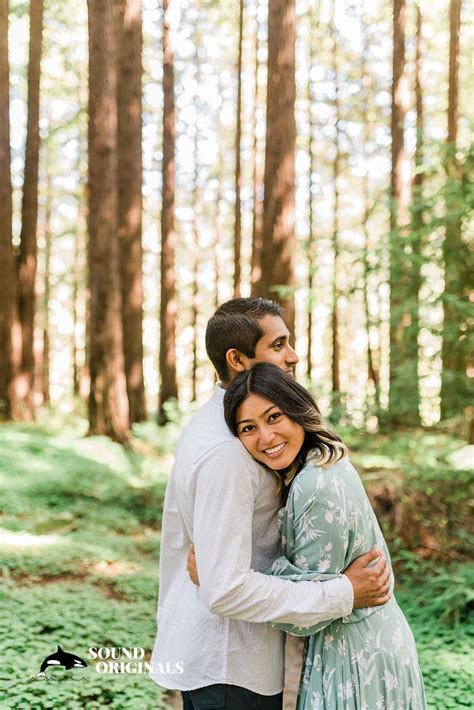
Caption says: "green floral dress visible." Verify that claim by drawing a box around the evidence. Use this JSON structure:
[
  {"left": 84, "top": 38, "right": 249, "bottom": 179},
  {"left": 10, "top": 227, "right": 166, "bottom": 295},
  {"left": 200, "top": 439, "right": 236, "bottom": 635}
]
[{"left": 268, "top": 455, "right": 426, "bottom": 710}]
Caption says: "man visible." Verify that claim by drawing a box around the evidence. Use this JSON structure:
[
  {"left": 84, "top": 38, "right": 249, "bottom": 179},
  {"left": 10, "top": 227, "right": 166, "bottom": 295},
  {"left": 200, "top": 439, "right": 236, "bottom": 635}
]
[{"left": 150, "top": 298, "right": 390, "bottom": 709}]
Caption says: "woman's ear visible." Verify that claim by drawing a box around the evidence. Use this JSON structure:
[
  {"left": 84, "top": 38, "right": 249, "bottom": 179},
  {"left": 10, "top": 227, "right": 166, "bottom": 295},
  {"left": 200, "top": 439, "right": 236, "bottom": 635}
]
[{"left": 225, "top": 348, "right": 247, "bottom": 376}]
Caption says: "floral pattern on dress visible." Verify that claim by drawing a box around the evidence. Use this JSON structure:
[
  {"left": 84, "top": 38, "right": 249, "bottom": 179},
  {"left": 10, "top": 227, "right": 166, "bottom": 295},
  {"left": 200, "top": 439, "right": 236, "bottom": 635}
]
[{"left": 268, "top": 455, "right": 427, "bottom": 709}]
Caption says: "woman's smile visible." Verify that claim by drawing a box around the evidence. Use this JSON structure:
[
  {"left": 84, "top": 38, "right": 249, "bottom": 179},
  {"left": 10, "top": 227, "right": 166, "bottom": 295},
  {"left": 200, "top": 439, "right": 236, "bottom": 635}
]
[{"left": 262, "top": 441, "right": 287, "bottom": 457}]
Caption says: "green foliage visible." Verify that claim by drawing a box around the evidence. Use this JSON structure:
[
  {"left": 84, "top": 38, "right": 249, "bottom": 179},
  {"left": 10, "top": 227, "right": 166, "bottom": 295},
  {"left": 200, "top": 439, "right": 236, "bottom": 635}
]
[
  {"left": 397, "top": 564, "right": 474, "bottom": 709},
  {"left": 0, "top": 421, "right": 177, "bottom": 708},
  {"left": 0, "top": 421, "right": 472, "bottom": 708}
]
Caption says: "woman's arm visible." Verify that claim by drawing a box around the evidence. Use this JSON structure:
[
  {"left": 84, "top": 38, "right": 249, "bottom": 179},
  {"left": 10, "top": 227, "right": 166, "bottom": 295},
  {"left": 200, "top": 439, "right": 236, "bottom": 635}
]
[{"left": 268, "top": 460, "right": 389, "bottom": 636}]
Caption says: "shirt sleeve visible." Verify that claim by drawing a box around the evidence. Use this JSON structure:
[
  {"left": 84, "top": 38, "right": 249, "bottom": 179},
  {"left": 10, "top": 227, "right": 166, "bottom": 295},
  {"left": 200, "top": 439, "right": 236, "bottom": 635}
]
[{"left": 192, "top": 440, "right": 354, "bottom": 627}]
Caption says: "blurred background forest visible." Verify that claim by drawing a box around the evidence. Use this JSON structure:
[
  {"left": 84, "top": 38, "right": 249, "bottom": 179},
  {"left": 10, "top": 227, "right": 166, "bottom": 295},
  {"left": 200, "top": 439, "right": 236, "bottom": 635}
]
[{"left": 0, "top": 0, "right": 472, "bottom": 708}]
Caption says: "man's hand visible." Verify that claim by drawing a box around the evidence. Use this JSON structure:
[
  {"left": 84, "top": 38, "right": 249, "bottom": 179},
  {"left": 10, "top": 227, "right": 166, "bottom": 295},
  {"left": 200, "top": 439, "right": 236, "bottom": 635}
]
[
  {"left": 343, "top": 548, "right": 391, "bottom": 608},
  {"left": 187, "top": 544, "right": 200, "bottom": 586}
]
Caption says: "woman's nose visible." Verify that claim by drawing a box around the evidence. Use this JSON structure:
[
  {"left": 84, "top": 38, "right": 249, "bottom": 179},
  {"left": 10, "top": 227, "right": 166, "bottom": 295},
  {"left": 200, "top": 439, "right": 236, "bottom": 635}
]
[{"left": 259, "top": 425, "right": 276, "bottom": 447}]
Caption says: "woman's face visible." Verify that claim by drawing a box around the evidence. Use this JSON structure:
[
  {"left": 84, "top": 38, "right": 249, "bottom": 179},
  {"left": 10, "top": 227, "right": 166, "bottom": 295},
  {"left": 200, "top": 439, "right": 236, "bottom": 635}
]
[{"left": 235, "top": 393, "right": 305, "bottom": 470}]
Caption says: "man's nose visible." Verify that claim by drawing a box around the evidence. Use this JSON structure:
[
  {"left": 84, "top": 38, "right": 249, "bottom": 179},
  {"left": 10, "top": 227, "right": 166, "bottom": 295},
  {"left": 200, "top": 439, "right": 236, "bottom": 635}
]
[{"left": 286, "top": 344, "right": 298, "bottom": 364}]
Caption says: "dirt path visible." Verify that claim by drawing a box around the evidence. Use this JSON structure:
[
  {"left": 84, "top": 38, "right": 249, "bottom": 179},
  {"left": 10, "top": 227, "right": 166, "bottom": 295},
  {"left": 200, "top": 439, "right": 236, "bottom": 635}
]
[{"left": 165, "top": 636, "right": 303, "bottom": 709}]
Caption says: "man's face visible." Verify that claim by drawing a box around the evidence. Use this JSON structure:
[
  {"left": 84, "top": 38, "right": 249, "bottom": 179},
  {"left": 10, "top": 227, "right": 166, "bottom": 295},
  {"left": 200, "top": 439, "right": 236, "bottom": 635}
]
[{"left": 245, "top": 314, "right": 298, "bottom": 376}]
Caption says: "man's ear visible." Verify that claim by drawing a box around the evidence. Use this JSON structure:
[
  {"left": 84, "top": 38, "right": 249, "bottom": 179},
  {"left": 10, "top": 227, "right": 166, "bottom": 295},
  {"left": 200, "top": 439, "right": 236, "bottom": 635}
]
[{"left": 225, "top": 348, "right": 248, "bottom": 376}]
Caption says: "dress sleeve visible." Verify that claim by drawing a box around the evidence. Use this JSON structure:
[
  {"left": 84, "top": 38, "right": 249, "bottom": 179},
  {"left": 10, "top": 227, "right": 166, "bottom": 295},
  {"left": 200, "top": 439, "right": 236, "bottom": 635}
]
[{"left": 267, "top": 460, "right": 381, "bottom": 636}]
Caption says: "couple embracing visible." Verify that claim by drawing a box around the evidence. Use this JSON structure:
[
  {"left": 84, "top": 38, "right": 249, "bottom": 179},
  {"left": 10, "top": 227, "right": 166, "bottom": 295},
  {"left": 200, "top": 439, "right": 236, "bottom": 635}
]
[{"left": 150, "top": 298, "right": 426, "bottom": 710}]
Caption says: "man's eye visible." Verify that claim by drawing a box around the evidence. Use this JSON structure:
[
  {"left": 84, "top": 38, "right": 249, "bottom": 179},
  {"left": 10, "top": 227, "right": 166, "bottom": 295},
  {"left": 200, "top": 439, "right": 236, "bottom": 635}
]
[{"left": 274, "top": 341, "right": 283, "bottom": 350}]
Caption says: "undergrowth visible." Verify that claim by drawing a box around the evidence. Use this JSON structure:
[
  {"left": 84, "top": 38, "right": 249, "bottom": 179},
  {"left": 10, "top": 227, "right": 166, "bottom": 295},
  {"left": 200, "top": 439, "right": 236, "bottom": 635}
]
[{"left": 0, "top": 417, "right": 472, "bottom": 708}]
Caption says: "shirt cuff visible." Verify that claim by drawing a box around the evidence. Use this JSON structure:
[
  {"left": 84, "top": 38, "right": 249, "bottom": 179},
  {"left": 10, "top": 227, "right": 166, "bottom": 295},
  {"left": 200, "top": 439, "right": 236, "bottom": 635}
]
[{"left": 340, "top": 573, "right": 355, "bottom": 615}]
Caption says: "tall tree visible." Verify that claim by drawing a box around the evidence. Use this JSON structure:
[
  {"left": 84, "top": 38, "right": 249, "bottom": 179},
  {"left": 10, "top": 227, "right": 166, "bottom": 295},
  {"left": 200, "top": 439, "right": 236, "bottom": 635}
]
[
  {"left": 388, "top": 0, "right": 419, "bottom": 424},
  {"left": 17, "top": 0, "right": 44, "bottom": 419},
  {"left": 39, "top": 167, "right": 52, "bottom": 405},
  {"left": 250, "top": 0, "right": 264, "bottom": 293},
  {"left": 0, "top": 0, "right": 17, "bottom": 420},
  {"left": 306, "top": 9, "right": 316, "bottom": 379},
  {"left": 115, "top": 0, "right": 147, "bottom": 423},
  {"left": 87, "top": 0, "right": 129, "bottom": 442},
  {"left": 441, "top": 0, "right": 467, "bottom": 419},
  {"left": 329, "top": 2, "right": 341, "bottom": 402},
  {"left": 233, "top": 0, "right": 244, "bottom": 297},
  {"left": 256, "top": 0, "right": 296, "bottom": 334},
  {"left": 360, "top": 16, "right": 381, "bottom": 417},
  {"left": 158, "top": 0, "right": 178, "bottom": 422}
]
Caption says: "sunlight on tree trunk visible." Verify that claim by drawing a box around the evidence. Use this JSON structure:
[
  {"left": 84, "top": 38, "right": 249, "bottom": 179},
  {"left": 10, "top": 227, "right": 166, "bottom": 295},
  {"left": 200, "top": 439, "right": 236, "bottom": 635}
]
[
  {"left": 116, "top": 0, "right": 147, "bottom": 424},
  {"left": 0, "top": 0, "right": 18, "bottom": 421},
  {"left": 18, "top": 0, "right": 44, "bottom": 420},
  {"left": 158, "top": 0, "right": 178, "bottom": 423},
  {"left": 87, "top": 0, "right": 129, "bottom": 442},
  {"left": 233, "top": 0, "right": 243, "bottom": 298},
  {"left": 256, "top": 0, "right": 296, "bottom": 335},
  {"left": 388, "top": 0, "right": 420, "bottom": 426}
]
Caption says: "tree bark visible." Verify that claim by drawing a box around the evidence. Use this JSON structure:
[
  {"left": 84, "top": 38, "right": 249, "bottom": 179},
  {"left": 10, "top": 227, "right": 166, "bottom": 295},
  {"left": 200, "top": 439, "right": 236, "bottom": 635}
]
[
  {"left": 255, "top": 0, "right": 296, "bottom": 335},
  {"left": 388, "top": 0, "right": 419, "bottom": 425},
  {"left": 233, "top": 0, "right": 244, "bottom": 297},
  {"left": 330, "top": 3, "right": 340, "bottom": 401},
  {"left": 441, "top": 0, "right": 467, "bottom": 419},
  {"left": 250, "top": 0, "right": 263, "bottom": 294},
  {"left": 40, "top": 168, "right": 51, "bottom": 405},
  {"left": 158, "top": 0, "right": 178, "bottom": 423},
  {"left": 360, "top": 16, "right": 381, "bottom": 417},
  {"left": 306, "top": 10, "right": 316, "bottom": 380},
  {"left": 0, "top": 0, "right": 17, "bottom": 420},
  {"left": 87, "top": 0, "right": 129, "bottom": 442},
  {"left": 17, "top": 0, "right": 44, "bottom": 419},
  {"left": 116, "top": 0, "right": 147, "bottom": 423}
]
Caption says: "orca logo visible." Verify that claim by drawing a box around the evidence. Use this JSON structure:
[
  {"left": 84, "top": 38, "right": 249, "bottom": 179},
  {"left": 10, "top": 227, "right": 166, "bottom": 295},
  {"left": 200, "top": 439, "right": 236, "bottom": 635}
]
[{"left": 33, "top": 645, "right": 88, "bottom": 679}]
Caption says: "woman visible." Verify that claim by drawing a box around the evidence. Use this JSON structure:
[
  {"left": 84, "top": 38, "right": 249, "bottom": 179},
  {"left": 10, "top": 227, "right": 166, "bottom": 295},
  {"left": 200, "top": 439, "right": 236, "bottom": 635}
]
[{"left": 223, "top": 362, "right": 426, "bottom": 710}]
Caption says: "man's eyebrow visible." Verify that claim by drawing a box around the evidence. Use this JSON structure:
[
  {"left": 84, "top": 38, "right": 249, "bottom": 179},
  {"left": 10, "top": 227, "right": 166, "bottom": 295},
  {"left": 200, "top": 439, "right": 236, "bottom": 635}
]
[{"left": 237, "top": 405, "right": 277, "bottom": 425}]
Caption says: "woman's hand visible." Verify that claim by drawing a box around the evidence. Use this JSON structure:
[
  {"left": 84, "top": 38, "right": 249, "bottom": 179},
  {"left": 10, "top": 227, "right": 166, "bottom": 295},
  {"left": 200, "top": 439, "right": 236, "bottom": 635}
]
[
  {"left": 344, "top": 548, "right": 391, "bottom": 608},
  {"left": 187, "top": 543, "right": 200, "bottom": 586}
]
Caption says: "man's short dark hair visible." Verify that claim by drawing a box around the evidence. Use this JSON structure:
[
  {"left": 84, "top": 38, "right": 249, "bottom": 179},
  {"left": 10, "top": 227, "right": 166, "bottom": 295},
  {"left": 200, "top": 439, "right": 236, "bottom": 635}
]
[{"left": 205, "top": 298, "right": 283, "bottom": 382}]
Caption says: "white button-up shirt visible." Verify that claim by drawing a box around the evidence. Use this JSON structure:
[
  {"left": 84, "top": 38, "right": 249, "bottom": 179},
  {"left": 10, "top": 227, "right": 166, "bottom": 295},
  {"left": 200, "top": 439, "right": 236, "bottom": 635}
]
[{"left": 149, "top": 386, "right": 353, "bottom": 695}]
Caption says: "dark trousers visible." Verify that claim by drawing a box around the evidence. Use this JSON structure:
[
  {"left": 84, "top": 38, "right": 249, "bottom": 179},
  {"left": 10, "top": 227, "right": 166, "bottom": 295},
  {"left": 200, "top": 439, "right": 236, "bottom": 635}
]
[{"left": 182, "top": 685, "right": 283, "bottom": 709}]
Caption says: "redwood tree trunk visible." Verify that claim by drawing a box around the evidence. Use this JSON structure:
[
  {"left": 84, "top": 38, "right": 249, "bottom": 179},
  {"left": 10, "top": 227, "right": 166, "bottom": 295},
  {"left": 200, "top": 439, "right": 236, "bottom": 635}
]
[
  {"left": 255, "top": 0, "right": 296, "bottom": 335},
  {"left": 330, "top": 4, "right": 341, "bottom": 401},
  {"left": 115, "top": 0, "right": 146, "bottom": 424},
  {"left": 17, "top": 0, "right": 44, "bottom": 419},
  {"left": 87, "top": 0, "right": 129, "bottom": 442},
  {"left": 158, "top": 0, "right": 178, "bottom": 422},
  {"left": 250, "top": 0, "right": 263, "bottom": 294},
  {"left": 0, "top": 0, "right": 17, "bottom": 420},
  {"left": 233, "top": 0, "right": 244, "bottom": 297},
  {"left": 388, "top": 0, "right": 419, "bottom": 425},
  {"left": 441, "top": 0, "right": 467, "bottom": 419}
]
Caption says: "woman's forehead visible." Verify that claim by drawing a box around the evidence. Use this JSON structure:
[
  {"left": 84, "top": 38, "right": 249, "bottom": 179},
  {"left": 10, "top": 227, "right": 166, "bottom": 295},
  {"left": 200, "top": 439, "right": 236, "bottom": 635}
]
[{"left": 237, "top": 393, "right": 277, "bottom": 421}]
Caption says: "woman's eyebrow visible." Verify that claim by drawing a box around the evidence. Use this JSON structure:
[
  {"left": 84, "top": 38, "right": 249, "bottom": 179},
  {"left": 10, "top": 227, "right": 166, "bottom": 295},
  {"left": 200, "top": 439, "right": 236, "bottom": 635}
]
[{"left": 237, "top": 405, "right": 277, "bottom": 425}]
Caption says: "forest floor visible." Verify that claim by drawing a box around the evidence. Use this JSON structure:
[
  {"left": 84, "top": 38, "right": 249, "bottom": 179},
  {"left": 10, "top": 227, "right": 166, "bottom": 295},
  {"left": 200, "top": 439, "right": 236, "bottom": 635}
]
[{"left": 0, "top": 412, "right": 472, "bottom": 709}]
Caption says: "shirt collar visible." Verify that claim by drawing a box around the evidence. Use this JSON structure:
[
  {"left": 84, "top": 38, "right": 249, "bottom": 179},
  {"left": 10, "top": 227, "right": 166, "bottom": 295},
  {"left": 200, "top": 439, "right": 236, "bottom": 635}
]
[{"left": 211, "top": 384, "right": 226, "bottom": 406}]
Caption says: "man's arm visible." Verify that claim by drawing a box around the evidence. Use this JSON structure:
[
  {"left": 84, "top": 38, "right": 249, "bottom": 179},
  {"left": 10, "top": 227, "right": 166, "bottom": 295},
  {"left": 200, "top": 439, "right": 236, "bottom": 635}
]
[{"left": 191, "top": 441, "right": 388, "bottom": 628}]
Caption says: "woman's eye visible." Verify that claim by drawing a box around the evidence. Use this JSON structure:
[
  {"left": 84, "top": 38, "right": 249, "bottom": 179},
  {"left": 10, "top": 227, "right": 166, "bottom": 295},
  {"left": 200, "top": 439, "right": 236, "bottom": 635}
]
[
  {"left": 240, "top": 425, "right": 255, "bottom": 434},
  {"left": 268, "top": 412, "right": 281, "bottom": 422}
]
